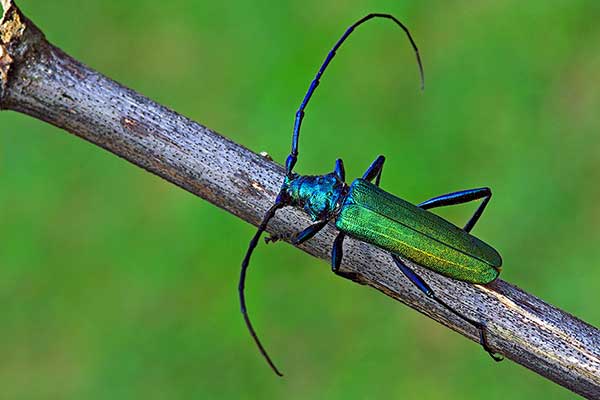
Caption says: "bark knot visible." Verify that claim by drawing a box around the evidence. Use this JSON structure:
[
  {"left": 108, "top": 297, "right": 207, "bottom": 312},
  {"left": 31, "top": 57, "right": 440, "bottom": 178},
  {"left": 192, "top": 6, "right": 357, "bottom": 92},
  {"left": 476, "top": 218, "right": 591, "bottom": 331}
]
[
  {"left": 0, "top": 43, "right": 11, "bottom": 84},
  {"left": 1, "top": 2, "right": 25, "bottom": 44},
  {"left": 0, "top": 0, "right": 25, "bottom": 100}
]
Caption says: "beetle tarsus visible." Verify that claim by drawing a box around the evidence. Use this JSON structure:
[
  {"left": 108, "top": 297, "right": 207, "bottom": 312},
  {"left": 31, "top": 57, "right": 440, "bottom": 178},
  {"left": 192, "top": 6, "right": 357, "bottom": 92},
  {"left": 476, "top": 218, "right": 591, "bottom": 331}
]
[
  {"left": 265, "top": 233, "right": 287, "bottom": 244},
  {"left": 478, "top": 324, "right": 504, "bottom": 362}
]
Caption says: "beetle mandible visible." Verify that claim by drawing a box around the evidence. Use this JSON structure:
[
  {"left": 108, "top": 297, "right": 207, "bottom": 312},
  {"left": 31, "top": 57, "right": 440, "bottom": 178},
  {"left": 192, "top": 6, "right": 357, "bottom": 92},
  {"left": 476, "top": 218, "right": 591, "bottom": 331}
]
[{"left": 239, "top": 13, "right": 503, "bottom": 376}]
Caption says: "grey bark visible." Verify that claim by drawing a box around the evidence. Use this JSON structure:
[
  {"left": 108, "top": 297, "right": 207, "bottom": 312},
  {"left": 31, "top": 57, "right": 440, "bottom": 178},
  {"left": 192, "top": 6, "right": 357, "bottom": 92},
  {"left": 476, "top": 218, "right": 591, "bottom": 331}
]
[{"left": 1, "top": 1, "right": 599, "bottom": 398}]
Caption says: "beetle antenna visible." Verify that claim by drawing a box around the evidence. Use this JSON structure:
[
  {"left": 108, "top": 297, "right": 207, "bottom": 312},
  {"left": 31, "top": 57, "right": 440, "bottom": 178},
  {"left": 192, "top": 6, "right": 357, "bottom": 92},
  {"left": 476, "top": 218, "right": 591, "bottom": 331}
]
[
  {"left": 285, "top": 13, "right": 425, "bottom": 176},
  {"left": 239, "top": 202, "right": 286, "bottom": 376}
]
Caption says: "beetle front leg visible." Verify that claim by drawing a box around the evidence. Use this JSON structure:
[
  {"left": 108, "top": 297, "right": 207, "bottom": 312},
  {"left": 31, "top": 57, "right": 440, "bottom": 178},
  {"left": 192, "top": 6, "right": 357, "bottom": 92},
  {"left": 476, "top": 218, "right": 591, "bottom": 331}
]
[
  {"left": 391, "top": 254, "right": 503, "bottom": 362},
  {"left": 418, "top": 187, "right": 492, "bottom": 233},
  {"left": 291, "top": 219, "right": 329, "bottom": 245},
  {"left": 268, "top": 219, "right": 329, "bottom": 245}
]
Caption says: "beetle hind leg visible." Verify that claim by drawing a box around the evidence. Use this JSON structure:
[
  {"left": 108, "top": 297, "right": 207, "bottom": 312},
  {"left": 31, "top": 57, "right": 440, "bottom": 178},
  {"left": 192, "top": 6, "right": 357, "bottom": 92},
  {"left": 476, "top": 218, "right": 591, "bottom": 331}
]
[
  {"left": 391, "top": 254, "right": 503, "bottom": 362},
  {"left": 418, "top": 187, "right": 492, "bottom": 233}
]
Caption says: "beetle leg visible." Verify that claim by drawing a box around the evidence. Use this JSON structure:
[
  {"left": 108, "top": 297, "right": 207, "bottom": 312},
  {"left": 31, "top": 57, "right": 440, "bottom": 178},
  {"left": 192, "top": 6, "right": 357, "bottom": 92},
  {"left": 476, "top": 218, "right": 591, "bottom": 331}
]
[
  {"left": 331, "top": 232, "right": 346, "bottom": 273},
  {"left": 391, "top": 254, "right": 504, "bottom": 362},
  {"left": 267, "top": 220, "right": 325, "bottom": 245},
  {"left": 418, "top": 187, "right": 492, "bottom": 233},
  {"left": 330, "top": 232, "right": 362, "bottom": 282},
  {"left": 362, "top": 155, "right": 385, "bottom": 186},
  {"left": 334, "top": 158, "right": 346, "bottom": 181},
  {"left": 264, "top": 232, "right": 291, "bottom": 244},
  {"left": 291, "top": 219, "right": 329, "bottom": 245}
]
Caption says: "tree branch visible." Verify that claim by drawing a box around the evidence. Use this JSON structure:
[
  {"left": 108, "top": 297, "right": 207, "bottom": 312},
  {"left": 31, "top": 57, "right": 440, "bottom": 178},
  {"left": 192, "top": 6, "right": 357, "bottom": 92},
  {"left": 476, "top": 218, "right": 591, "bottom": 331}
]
[{"left": 1, "top": 2, "right": 598, "bottom": 398}]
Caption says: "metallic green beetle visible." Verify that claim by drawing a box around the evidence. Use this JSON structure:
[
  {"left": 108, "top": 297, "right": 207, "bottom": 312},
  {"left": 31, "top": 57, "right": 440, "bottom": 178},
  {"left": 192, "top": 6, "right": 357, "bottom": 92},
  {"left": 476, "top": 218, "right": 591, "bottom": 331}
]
[{"left": 240, "top": 13, "right": 503, "bottom": 376}]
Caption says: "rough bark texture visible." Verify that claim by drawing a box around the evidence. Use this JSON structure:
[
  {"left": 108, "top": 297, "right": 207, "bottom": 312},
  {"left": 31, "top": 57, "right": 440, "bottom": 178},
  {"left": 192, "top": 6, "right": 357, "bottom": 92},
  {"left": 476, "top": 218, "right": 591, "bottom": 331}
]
[{"left": 1, "top": 2, "right": 599, "bottom": 398}]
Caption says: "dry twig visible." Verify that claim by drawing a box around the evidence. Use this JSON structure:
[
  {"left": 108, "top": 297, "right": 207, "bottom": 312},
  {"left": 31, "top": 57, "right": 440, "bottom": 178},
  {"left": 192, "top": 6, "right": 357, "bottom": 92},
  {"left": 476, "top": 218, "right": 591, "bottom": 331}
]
[{"left": 1, "top": 1, "right": 598, "bottom": 397}]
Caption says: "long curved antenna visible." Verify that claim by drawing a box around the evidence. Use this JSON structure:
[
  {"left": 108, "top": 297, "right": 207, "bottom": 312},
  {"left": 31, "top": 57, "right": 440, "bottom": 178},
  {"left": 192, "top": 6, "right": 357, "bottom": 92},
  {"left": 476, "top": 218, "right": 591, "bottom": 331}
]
[
  {"left": 285, "top": 13, "right": 425, "bottom": 175},
  {"left": 239, "top": 202, "right": 286, "bottom": 376}
]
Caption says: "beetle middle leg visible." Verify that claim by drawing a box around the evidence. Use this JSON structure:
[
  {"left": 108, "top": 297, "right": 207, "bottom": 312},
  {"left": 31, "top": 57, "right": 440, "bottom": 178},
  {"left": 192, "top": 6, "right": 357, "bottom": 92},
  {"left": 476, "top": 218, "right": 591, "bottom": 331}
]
[
  {"left": 330, "top": 231, "right": 362, "bottom": 282},
  {"left": 330, "top": 155, "right": 386, "bottom": 280},
  {"left": 418, "top": 187, "right": 492, "bottom": 232},
  {"left": 391, "top": 254, "right": 503, "bottom": 361},
  {"left": 362, "top": 155, "right": 385, "bottom": 186},
  {"left": 334, "top": 158, "right": 346, "bottom": 181}
]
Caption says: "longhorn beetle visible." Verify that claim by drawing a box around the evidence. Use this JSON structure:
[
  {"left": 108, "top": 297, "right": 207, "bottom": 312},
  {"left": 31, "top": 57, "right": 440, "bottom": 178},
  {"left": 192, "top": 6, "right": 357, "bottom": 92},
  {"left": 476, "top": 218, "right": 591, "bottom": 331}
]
[{"left": 240, "top": 13, "right": 503, "bottom": 376}]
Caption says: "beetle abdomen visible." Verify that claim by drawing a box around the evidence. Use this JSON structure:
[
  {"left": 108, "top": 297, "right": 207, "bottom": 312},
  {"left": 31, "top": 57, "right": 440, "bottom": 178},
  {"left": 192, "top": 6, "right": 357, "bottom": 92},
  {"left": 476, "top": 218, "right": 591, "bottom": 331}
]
[{"left": 335, "top": 179, "right": 501, "bottom": 284}]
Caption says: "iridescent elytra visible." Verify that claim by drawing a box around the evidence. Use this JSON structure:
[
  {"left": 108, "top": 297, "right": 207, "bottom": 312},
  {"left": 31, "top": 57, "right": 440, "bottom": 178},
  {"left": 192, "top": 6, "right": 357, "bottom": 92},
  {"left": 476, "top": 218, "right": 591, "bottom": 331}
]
[{"left": 239, "top": 13, "right": 503, "bottom": 376}]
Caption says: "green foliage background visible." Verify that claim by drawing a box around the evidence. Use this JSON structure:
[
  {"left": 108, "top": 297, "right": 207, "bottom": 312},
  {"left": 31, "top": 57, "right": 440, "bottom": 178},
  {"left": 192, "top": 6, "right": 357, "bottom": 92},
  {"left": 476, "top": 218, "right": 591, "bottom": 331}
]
[{"left": 1, "top": 1, "right": 599, "bottom": 398}]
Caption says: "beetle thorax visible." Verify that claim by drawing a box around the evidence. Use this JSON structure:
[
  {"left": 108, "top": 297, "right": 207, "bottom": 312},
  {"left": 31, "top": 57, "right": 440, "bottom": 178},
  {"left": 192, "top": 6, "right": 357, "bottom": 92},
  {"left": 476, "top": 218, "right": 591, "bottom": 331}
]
[{"left": 282, "top": 173, "right": 346, "bottom": 221}]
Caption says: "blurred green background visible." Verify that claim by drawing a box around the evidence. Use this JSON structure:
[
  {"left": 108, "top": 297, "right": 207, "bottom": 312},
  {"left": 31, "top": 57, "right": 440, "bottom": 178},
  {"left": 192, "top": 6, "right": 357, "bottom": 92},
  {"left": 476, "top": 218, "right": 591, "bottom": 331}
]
[{"left": 1, "top": 0, "right": 599, "bottom": 398}]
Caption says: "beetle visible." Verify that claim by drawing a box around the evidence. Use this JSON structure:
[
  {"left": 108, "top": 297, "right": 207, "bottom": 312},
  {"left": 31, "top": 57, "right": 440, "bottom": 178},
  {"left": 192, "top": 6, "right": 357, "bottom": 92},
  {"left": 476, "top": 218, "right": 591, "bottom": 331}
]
[{"left": 239, "top": 13, "right": 503, "bottom": 376}]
